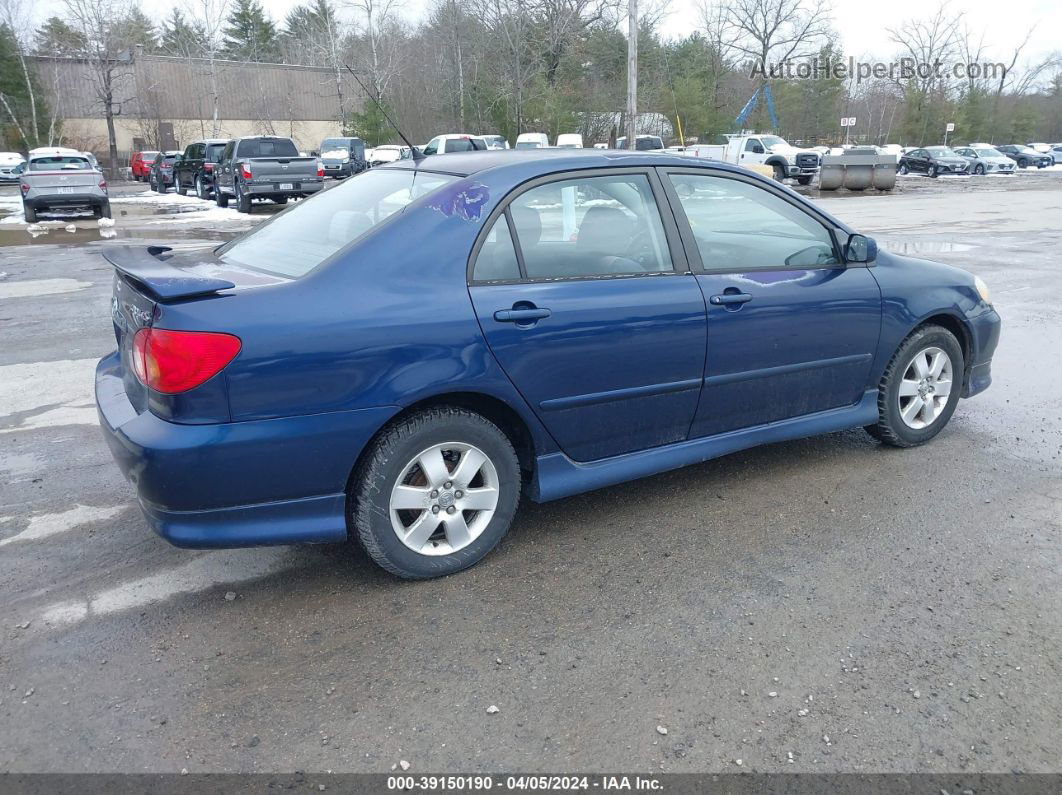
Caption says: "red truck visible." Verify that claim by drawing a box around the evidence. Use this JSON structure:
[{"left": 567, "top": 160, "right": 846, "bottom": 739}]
[{"left": 130, "top": 150, "right": 159, "bottom": 181}]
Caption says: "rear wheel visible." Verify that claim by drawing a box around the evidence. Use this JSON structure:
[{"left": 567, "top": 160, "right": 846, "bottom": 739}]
[
  {"left": 23, "top": 203, "right": 37, "bottom": 223},
  {"left": 235, "top": 182, "right": 251, "bottom": 213},
  {"left": 866, "top": 325, "right": 964, "bottom": 448},
  {"left": 174, "top": 175, "right": 186, "bottom": 196},
  {"left": 93, "top": 201, "right": 111, "bottom": 219},
  {"left": 351, "top": 407, "right": 521, "bottom": 579},
  {"left": 273, "top": 196, "right": 288, "bottom": 205},
  {"left": 898, "top": 162, "right": 909, "bottom": 175},
  {"left": 196, "top": 176, "right": 209, "bottom": 200}
]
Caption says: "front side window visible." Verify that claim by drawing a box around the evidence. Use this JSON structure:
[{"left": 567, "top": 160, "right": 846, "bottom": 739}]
[
  {"left": 217, "top": 169, "right": 457, "bottom": 278},
  {"left": 423, "top": 138, "right": 440, "bottom": 155},
  {"left": 667, "top": 173, "right": 839, "bottom": 271},
  {"left": 506, "top": 174, "right": 673, "bottom": 279},
  {"left": 745, "top": 138, "right": 762, "bottom": 152}
]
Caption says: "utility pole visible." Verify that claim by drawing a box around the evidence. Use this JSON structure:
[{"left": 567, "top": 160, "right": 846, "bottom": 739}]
[{"left": 625, "top": 0, "right": 637, "bottom": 149}]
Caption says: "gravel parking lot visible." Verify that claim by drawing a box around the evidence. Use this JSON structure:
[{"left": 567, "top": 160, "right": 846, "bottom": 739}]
[{"left": 0, "top": 173, "right": 1059, "bottom": 774}]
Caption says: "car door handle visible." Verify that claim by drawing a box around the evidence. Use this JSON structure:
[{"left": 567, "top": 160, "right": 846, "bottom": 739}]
[
  {"left": 709, "top": 293, "right": 752, "bottom": 305},
  {"left": 494, "top": 307, "right": 551, "bottom": 322}
]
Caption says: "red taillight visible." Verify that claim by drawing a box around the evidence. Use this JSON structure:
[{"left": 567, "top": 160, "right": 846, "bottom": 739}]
[
  {"left": 20, "top": 182, "right": 29, "bottom": 194},
  {"left": 316, "top": 161, "right": 324, "bottom": 177},
  {"left": 98, "top": 179, "right": 107, "bottom": 190},
  {"left": 241, "top": 164, "right": 252, "bottom": 179},
  {"left": 132, "top": 328, "right": 241, "bottom": 394},
  {"left": 204, "top": 163, "right": 214, "bottom": 172}
]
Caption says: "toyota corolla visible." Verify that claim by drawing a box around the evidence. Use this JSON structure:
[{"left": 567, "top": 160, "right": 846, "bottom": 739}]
[{"left": 96, "top": 150, "right": 1001, "bottom": 579}]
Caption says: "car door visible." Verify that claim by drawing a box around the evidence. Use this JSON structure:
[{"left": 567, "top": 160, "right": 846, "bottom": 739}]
[
  {"left": 468, "top": 169, "right": 708, "bottom": 462},
  {"left": 661, "top": 168, "right": 882, "bottom": 438},
  {"left": 906, "top": 149, "right": 927, "bottom": 173},
  {"left": 741, "top": 137, "right": 765, "bottom": 166}
]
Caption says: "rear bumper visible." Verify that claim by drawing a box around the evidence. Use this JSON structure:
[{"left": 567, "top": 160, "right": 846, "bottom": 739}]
[
  {"left": 25, "top": 192, "right": 107, "bottom": 209},
  {"left": 95, "top": 352, "right": 398, "bottom": 548},
  {"left": 245, "top": 180, "right": 324, "bottom": 196}
]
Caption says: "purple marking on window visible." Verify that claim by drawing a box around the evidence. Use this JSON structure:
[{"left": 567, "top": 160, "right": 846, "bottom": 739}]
[{"left": 426, "top": 181, "right": 490, "bottom": 222}]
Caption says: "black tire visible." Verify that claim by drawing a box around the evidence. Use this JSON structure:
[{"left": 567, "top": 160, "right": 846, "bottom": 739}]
[
  {"left": 928, "top": 165, "right": 938, "bottom": 178},
  {"left": 97, "top": 201, "right": 111, "bottom": 219},
  {"left": 865, "top": 324, "right": 964, "bottom": 448},
  {"left": 148, "top": 175, "right": 156, "bottom": 191},
  {"left": 351, "top": 407, "right": 521, "bottom": 579},
  {"left": 974, "top": 164, "right": 984, "bottom": 175},
  {"left": 772, "top": 163, "right": 786, "bottom": 182},
  {"left": 1018, "top": 158, "right": 1028, "bottom": 168},
  {"left": 235, "top": 182, "right": 251, "bottom": 214},
  {"left": 796, "top": 175, "right": 813, "bottom": 185},
  {"left": 215, "top": 187, "right": 229, "bottom": 208},
  {"left": 23, "top": 203, "right": 37, "bottom": 223},
  {"left": 174, "top": 175, "right": 186, "bottom": 196},
  {"left": 196, "top": 176, "right": 210, "bottom": 200},
  {"left": 898, "top": 162, "right": 909, "bottom": 175}
]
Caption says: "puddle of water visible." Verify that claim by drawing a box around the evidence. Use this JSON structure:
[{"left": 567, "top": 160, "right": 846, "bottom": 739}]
[{"left": 878, "top": 238, "right": 978, "bottom": 255}]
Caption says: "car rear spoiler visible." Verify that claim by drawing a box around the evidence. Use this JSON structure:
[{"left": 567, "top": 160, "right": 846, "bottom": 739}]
[{"left": 102, "top": 246, "right": 236, "bottom": 301}]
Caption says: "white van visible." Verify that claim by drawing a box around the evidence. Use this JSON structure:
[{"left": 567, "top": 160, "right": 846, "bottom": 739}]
[
  {"left": 515, "top": 133, "right": 549, "bottom": 150},
  {"left": 555, "top": 134, "right": 583, "bottom": 149}
]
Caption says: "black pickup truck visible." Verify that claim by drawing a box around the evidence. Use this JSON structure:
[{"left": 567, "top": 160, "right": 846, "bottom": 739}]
[{"left": 214, "top": 136, "right": 324, "bottom": 213}]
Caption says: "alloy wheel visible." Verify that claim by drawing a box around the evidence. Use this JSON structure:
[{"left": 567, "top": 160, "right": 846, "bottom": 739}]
[
  {"left": 388, "top": 442, "right": 499, "bottom": 556},
  {"left": 897, "top": 346, "right": 953, "bottom": 430}
]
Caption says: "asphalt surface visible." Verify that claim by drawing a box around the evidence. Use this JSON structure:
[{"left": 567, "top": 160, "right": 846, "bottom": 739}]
[{"left": 0, "top": 174, "right": 1060, "bottom": 774}]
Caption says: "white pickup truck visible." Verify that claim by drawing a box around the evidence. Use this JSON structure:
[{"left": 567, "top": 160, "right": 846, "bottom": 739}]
[{"left": 687, "top": 134, "right": 820, "bottom": 184}]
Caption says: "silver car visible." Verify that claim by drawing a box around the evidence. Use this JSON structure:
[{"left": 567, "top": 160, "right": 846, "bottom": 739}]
[
  {"left": 20, "top": 153, "right": 110, "bottom": 222},
  {"left": 953, "top": 146, "right": 1016, "bottom": 175}
]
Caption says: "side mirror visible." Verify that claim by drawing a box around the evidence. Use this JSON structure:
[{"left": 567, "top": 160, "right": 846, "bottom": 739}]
[
  {"left": 845, "top": 233, "right": 877, "bottom": 264},
  {"left": 752, "top": 145, "right": 764, "bottom": 154}
]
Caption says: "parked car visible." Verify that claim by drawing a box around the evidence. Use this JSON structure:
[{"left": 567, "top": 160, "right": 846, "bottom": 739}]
[
  {"left": 0, "top": 152, "right": 25, "bottom": 183},
  {"left": 369, "top": 145, "right": 412, "bottom": 166},
  {"left": 173, "top": 139, "right": 229, "bottom": 199},
  {"left": 1026, "top": 142, "right": 1051, "bottom": 154},
  {"left": 953, "top": 146, "right": 1015, "bottom": 175},
  {"left": 214, "top": 136, "right": 324, "bottom": 213},
  {"left": 615, "top": 134, "right": 666, "bottom": 151},
  {"left": 480, "top": 135, "right": 510, "bottom": 150},
  {"left": 996, "top": 145, "right": 1051, "bottom": 169},
  {"left": 1045, "top": 144, "right": 1062, "bottom": 165},
  {"left": 318, "top": 136, "right": 367, "bottom": 179},
  {"left": 95, "top": 149, "right": 999, "bottom": 579},
  {"left": 20, "top": 151, "right": 109, "bottom": 222},
  {"left": 693, "top": 134, "right": 820, "bottom": 184},
  {"left": 515, "top": 132, "right": 550, "bottom": 149},
  {"left": 147, "top": 151, "right": 182, "bottom": 192},
  {"left": 555, "top": 133, "right": 584, "bottom": 149},
  {"left": 130, "top": 151, "right": 159, "bottom": 181},
  {"left": 423, "top": 135, "right": 489, "bottom": 155},
  {"left": 897, "top": 146, "right": 970, "bottom": 177}
]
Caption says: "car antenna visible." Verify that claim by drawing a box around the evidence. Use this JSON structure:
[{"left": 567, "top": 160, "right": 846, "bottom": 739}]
[{"left": 343, "top": 64, "right": 424, "bottom": 163}]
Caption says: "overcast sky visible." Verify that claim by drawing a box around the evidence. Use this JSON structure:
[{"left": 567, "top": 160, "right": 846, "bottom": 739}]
[{"left": 32, "top": 0, "right": 1062, "bottom": 64}]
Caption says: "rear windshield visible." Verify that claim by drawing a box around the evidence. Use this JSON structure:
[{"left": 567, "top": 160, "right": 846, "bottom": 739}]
[
  {"left": 236, "top": 138, "right": 299, "bottom": 158},
  {"left": 635, "top": 137, "right": 663, "bottom": 150},
  {"left": 140, "top": 151, "right": 159, "bottom": 160},
  {"left": 217, "top": 169, "right": 458, "bottom": 278},
  {"left": 29, "top": 156, "right": 91, "bottom": 171},
  {"left": 205, "top": 143, "right": 226, "bottom": 161}
]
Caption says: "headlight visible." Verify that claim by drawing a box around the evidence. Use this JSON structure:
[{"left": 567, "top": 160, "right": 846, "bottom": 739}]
[{"left": 974, "top": 275, "right": 992, "bottom": 305}]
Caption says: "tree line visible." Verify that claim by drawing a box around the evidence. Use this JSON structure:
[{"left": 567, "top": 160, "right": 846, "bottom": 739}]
[{"left": 2, "top": 0, "right": 1061, "bottom": 159}]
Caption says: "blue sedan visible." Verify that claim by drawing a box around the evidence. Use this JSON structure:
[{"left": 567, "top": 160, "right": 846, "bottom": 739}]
[{"left": 96, "top": 150, "right": 1001, "bottom": 579}]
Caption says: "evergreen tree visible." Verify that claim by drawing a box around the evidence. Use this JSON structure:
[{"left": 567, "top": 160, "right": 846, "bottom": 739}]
[
  {"left": 1, "top": 24, "right": 52, "bottom": 149},
  {"left": 116, "top": 8, "right": 161, "bottom": 54},
  {"left": 33, "top": 16, "right": 87, "bottom": 56},
  {"left": 160, "top": 9, "right": 206, "bottom": 57},
  {"left": 222, "top": 0, "right": 280, "bottom": 63}
]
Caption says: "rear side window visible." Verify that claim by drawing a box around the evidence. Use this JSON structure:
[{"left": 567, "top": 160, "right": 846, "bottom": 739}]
[
  {"left": 445, "top": 139, "right": 475, "bottom": 153},
  {"left": 236, "top": 138, "right": 299, "bottom": 158},
  {"left": 506, "top": 174, "right": 673, "bottom": 279},
  {"left": 473, "top": 216, "right": 521, "bottom": 282},
  {"left": 205, "top": 143, "right": 226, "bottom": 162},
  {"left": 217, "top": 169, "right": 457, "bottom": 278},
  {"left": 667, "top": 173, "right": 839, "bottom": 270}
]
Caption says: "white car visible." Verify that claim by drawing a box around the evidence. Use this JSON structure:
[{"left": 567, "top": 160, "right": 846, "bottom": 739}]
[
  {"left": 0, "top": 151, "right": 25, "bottom": 183},
  {"left": 515, "top": 132, "right": 549, "bottom": 149},
  {"left": 953, "top": 146, "right": 1016, "bottom": 175},
  {"left": 1027, "top": 142, "right": 1051, "bottom": 154},
  {"left": 370, "top": 145, "right": 411, "bottom": 165},
  {"left": 1046, "top": 144, "right": 1062, "bottom": 165},
  {"left": 422, "top": 134, "right": 488, "bottom": 155},
  {"left": 555, "top": 133, "right": 583, "bottom": 149},
  {"left": 480, "top": 135, "right": 509, "bottom": 150},
  {"left": 615, "top": 135, "right": 664, "bottom": 151}
]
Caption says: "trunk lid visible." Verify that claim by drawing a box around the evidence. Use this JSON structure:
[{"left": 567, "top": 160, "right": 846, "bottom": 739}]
[
  {"left": 245, "top": 157, "right": 317, "bottom": 184},
  {"left": 104, "top": 246, "right": 288, "bottom": 410},
  {"left": 24, "top": 170, "right": 101, "bottom": 190}
]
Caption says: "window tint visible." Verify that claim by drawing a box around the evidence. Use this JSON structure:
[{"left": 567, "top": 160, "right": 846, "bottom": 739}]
[
  {"left": 744, "top": 138, "right": 761, "bottom": 152},
  {"left": 668, "top": 173, "right": 839, "bottom": 271},
  {"left": 508, "top": 174, "right": 673, "bottom": 279},
  {"left": 235, "top": 138, "right": 299, "bottom": 158},
  {"left": 423, "top": 139, "right": 439, "bottom": 155},
  {"left": 444, "top": 138, "right": 475, "bottom": 152},
  {"left": 29, "top": 156, "right": 90, "bottom": 171},
  {"left": 205, "top": 143, "right": 226, "bottom": 161},
  {"left": 473, "top": 215, "right": 521, "bottom": 282},
  {"left": 217, "top": 169, "right": 456, "bottom": 278}
]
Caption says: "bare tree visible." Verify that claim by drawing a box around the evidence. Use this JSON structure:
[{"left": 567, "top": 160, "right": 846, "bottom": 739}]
[
  {"left": 184, "top": 0, "right": 231, "bottom": 137},
  {"left": 345, "top": 0, "right": 403, "bottom": 98},
  {"left": 63, "top": 0, "right": 137, "bottom": 175},
  {"left": 718, "top": 0, "right": 832, "bottom": 73}
]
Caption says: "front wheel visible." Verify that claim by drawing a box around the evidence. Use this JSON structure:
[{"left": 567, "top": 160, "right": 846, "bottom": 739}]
[
  {"left": 215, "top": 186, "right": 229, "bottom": 207},
  {"left": 928, "top": 165, "right": 938, "bottom": 178},
  {"left": 772, "top": 164, "right": 786, "bottom": 182},
  {"left": 898, "top": 163, "right": 909, "bottom": 175},
  {"left": 351, "top": 407, "right": 521, "bottom": 579},
  {"left": 866, "top": 325, "right": 964, "bottom": 448},
  {"left": 196, "top": 176, "right": 210, "bottom": 200},
  {"left": 1018, "top": 158, "right": 1028, "bottom": 168},
  {"left": 796, "top": 175, "right": 813, "bottom": 185},
  {"left": 23, "top": 203, "right": 37, "bottom": 223},
  {"left": 974, "top": 164, "right": 984, "bottom": 175}
]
